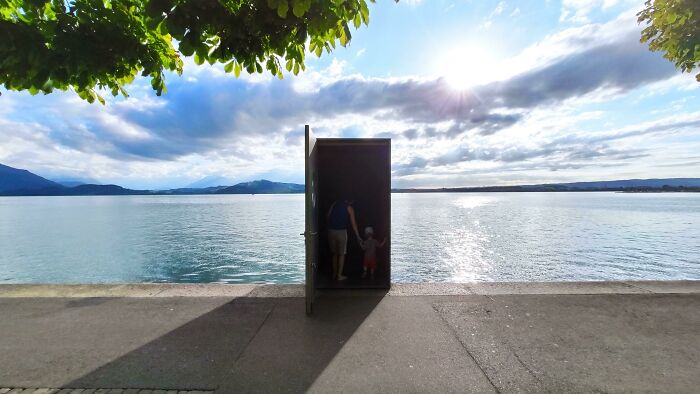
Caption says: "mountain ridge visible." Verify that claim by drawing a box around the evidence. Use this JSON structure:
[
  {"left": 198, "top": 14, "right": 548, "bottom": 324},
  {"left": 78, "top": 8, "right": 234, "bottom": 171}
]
[
  {"left": 0, "top": 162, "right": 698, "bottom": 196},
  {"left": 0, "top": 163, "right": 62, "bottom": 193}
]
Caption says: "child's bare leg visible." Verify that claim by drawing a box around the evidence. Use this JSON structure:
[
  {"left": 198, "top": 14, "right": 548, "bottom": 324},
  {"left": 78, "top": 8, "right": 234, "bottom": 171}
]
[
  {"left": 362, "top": 267, "right": 367, "bottom": 278},
  {"left": 370, "top": 268, "right": 375, "bottom": 279}
]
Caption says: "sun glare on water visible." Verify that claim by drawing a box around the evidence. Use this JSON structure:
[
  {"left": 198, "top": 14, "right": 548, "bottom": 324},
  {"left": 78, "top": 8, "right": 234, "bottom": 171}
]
[{"left": 436, "top": 45, "right": 502, "bottom": 90}]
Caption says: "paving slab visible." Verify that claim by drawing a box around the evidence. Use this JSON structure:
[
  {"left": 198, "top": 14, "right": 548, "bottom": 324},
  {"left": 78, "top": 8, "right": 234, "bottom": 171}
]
[
  {"left": 306, "top": 296, "right": 495, "bottom": 393},
  {"left": 244, "top": 284, "right": 305, "bottom": 297},
  {"left": 2, "top": 281, "right": 698, "bottom": 298},
  {"left": 624, "top": 280, "right": 700, "bottom": 294},
  {"left": 0, "top": 297, "right": 258, "bottom": 389},
  {"left": 465, "top": 281, "right": 647, "bottom": 295},
  {"left": 149, "top": 284, "right": 257, "bottom": 298},
  {"left": 433, "top": 293, "right": 700, "bottom": 393},
  {"left": 224, "top": 296, "right": 495, "bottom": 393},
  {"left": 1, "top": 283, "right": 699, "bottom": 392},
  {"left": 387, "top": 282, "right": 472, "bottom": 296},
  {"left": 0, "top": 285, "right": 163, "bottom": 298}
]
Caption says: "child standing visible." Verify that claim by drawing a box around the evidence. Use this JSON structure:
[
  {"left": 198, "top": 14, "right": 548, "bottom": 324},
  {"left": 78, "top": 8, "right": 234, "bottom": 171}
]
[{"left": 360, "top": 226, "right": 387, "bottom": 279}]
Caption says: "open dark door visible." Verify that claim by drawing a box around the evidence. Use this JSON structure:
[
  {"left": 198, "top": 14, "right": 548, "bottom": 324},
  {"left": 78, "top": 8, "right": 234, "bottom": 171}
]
[
  {"left": 304, "top": 125, "right": 319, "bottom": 315},
  {"left": 315, "top": 139, "right": 391, "bottom": 289}
]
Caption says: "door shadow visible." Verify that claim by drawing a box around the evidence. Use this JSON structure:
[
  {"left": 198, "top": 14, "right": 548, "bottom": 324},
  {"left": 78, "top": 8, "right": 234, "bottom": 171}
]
[{"left": 63, "top": 292, "right": 386, "bottom": 392}]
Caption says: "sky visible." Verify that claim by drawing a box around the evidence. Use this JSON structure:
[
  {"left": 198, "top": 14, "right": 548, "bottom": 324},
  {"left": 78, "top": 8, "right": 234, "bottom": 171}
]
[{"left": 1, "top": 0, "right": 699, "bottom": 189}]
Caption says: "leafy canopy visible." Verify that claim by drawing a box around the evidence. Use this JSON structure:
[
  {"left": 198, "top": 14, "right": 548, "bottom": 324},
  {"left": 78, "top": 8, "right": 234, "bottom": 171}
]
[
  {"left": 0, "top": 0, "right": 381, "bottom": 103},
  {"left": 638, "top": 0, "right": 700, "bottom": 82}
]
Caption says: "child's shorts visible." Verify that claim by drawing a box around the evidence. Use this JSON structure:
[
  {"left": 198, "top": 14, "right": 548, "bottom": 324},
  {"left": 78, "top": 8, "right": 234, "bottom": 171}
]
[{"left": 363, "top": 257, "right": 377, "bottom": 270}]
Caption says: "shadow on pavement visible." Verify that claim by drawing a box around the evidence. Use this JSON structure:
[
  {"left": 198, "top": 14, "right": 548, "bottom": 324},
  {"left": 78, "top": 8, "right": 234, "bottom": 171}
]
[{"left": 64, "top": 293, "right": 386, "bottom": 391}]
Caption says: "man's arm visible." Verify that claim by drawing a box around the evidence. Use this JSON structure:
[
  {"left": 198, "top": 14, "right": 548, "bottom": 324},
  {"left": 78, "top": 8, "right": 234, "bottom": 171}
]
[
  {"left": 326, "top": 201, "right": 336, "bottom": 222},
  {"left": 347, "top": 205, "right": 360, "bottom": 239}
]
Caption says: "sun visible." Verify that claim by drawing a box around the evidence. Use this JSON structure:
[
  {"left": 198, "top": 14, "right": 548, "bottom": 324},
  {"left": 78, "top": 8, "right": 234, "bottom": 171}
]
[{"left": 436, "top": 45, "right": 501, "bottom": 90}]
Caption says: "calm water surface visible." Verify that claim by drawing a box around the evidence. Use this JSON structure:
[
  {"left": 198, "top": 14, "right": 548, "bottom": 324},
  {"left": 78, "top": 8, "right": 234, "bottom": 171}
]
[{"left": 0, "top": 193, "right": 698, "bottom": 283}]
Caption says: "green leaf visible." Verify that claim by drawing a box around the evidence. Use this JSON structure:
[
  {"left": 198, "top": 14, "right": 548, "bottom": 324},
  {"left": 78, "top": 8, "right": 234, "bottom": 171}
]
[
  {"left": 267, "top": 59, "right": 278, "bottom": 75},
  {"left": 179, "top": 41, "right": 194, "bottom": 56},
  {"left": 277, "top": 0, "right": 288, "bottom": 18},
  {"left": 360, "top": 0, "right": 369, "bottom": 25},
  {"left": 292, "top": 0, "right": 310, "bottom": 18},
  {"left": 224, "top": 60, "right": 235, "bottom": 73},
  {"left": 0, "top": 0, "right": 380, "bottom": 103}
]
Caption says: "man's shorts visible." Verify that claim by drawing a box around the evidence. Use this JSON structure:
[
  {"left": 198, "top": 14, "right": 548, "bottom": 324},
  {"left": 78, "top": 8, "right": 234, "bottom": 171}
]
[{"left": 328, "top": 229, "right": 348, "bottom": 255}]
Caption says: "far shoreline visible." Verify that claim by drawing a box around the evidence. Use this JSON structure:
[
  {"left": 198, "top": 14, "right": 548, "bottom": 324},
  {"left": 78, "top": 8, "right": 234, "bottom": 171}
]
[{"left": 2, "top": 189, "right": 700, "bottom": 197}]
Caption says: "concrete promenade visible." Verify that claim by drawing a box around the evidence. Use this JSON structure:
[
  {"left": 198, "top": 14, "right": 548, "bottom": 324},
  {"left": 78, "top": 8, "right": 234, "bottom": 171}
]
[{"left": 1, "top": 281, "right": 699, "bottom": 393}]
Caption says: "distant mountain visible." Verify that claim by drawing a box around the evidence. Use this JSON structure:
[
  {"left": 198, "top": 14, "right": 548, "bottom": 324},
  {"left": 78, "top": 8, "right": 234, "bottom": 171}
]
[
  {"left": 0, "top": 163, "right": 62, "bottom": 193},
  {"left": 1, "top": 184, "right": 148, "bottom": 196},
  {"left": 2, "top": 163, "right": 696, "bottom": 196},
  {"left": 394, "top": 178, "right": 700, "bottom": 193},
  {"left": 0, "top": 168, "right": 303, "bottom": 195},
  {"left": 158, "top": 186, "right": 229, "bottom": 195},
  {"left": 52, "top": 177, "right": 101, "bottom": 187},
  {"left": 546, "top": 178, "right": 700, "bottom": 189},
  {"left": 185, "top": 175, "right": 236, "bottom": 189},
  {"left": 68, "top": 184, "right": 144, "bottom": 195},
  {"left": 215, "top": 179, "right": 304, "bottom": 194}
]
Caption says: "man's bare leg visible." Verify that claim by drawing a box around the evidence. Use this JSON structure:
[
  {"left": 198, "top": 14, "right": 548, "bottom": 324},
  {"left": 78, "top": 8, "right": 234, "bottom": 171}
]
[
  {"left": 332, "top": 254, "right": 338, "bottom": 280},
  {"left": 338, "top": 254, "right": 348, "bottom": 280}
]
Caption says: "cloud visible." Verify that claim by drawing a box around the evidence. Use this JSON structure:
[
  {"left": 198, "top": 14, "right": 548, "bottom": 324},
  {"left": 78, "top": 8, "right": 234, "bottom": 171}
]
[
  {"left": 393, "top": 113, "right": 700, "bottom": 177},
  {"left": 0, "top": 7, "right": 692, "bottom": 188},
  {"left": 560, "top": 0, "right": 632, "bottom": 23},
  {"left": 479, "top": 1, "right": 508, "bottom": 30},
  {"left": 5, "top": 9, "right": 676, "bottom": 162}
]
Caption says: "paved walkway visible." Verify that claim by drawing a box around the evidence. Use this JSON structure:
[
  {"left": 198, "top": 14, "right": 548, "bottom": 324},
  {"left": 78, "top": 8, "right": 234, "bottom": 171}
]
[{"left": 1, "top": 281, "right": 698, "bottom": 393}]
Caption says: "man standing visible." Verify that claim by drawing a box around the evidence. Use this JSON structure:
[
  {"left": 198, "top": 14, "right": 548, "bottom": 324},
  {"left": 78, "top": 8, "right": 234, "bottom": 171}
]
[{"left": 327, "top": 199, "right": 361, "bottom": 281}]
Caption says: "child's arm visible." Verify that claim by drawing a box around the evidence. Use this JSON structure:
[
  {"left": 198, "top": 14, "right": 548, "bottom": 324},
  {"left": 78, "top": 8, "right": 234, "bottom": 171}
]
[
  {"left": 358, "top": 238, "right": 366, "bottom": 250},
  {"left": 379, "top": 237, "right": 388, "bottom": 247}
]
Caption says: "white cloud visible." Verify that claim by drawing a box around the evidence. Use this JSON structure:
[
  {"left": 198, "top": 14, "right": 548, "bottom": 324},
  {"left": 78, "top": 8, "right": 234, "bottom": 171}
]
[
  {"left": 0, "top": 6, "right": 695, "bottom": 189},
  {"left": 478, "top": 1, "right": 509, "bottom": 30},
  {"left": 400, "top": 0, "right": 423, "bottom": 6},
  {"left": 560, "top": 0, "right": 636, "bottom": 24}
]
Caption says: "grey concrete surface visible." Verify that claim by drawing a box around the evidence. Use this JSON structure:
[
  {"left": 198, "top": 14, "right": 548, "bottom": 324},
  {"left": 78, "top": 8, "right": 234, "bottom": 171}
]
[
  {"left": 2, "top": 281, "right": 699, "bottom": 298},
  {"left": 464, "top": 281, "right": 648, "bottom": 295},
  {"left": 1, "top": 282, "right": 699, "bottom": 393}
]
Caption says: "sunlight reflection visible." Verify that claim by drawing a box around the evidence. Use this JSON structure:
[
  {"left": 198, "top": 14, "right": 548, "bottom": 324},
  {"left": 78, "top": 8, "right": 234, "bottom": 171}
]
[
  {"left": 453, "top": 195, "right": 497, "bottom": 209},
  {"left": 442, "top": 224, "right": 493, "bottom": 282},
  {"left": 439, "top": 197, "right": 496, "bottom": 281}
]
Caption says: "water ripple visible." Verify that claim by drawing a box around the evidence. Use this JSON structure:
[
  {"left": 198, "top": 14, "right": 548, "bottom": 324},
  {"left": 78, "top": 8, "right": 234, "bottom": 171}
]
[{"left": 0, "top": 193, "right": 698, "bottom": 283}]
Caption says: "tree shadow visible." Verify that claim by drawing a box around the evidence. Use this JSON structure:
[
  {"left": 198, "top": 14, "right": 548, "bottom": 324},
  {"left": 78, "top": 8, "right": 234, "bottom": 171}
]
[{"left": 64, "top": 292, "right": 386, "bottom": 391}]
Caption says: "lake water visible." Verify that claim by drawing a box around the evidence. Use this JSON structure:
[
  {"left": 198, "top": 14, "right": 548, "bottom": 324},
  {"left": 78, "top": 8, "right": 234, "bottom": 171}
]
[{"left": 0, "top": 193, "right": 698, "bottom": 284}]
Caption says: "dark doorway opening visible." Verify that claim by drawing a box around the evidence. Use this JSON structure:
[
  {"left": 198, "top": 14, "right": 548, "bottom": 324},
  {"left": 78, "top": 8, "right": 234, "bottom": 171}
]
[{"left": 315, "top": 139, "right": 391, "bottom": 289}]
